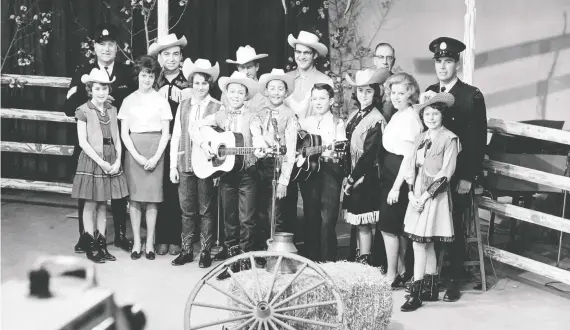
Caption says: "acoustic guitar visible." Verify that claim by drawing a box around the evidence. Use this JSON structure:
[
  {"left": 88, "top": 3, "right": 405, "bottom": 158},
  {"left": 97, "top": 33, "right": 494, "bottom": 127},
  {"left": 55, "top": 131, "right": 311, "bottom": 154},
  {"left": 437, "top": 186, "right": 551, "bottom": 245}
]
[
  {"left": 192, "top": 126, "right": 286, "bottom": 179},
  {"left": 291, "top": 130, "right": 349, "bottom": 182}
]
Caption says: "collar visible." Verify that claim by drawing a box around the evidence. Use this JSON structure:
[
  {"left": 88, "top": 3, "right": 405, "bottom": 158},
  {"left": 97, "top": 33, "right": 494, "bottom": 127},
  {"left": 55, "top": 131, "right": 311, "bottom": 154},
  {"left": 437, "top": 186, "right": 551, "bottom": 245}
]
[
  {"left": 358, "top": 104, "right": 375, "bottom": 114},
  {"left": 87, "top": 100, "right": 112, "bottom": 110},
  {"left": 191, "top": 94, "right": 211, "bottom": 107},
  {"left": 157, "top": 70, "right": 188, "bottom": 89},
  {"left": 228, "top": 105, "right": 246, "bottom": 115},
  {"left": 439, "top": 76, "right": 458, "bottom": 92},
  {"left": 295, "top": 66, "right": 318, "bottom": 79},
  {"left": 97, "top": 61, "right": 115, "bottom": 75}
]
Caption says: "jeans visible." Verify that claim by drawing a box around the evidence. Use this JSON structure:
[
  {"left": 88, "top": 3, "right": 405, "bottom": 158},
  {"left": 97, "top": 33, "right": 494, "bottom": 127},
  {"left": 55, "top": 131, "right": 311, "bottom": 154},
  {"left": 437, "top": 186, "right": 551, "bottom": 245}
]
[
  {"left": 299, "top": 162, "right": 343, "bottom": 262},
  {"left": 220, "top": 166, "right": 257, "bottom": 252},
  {"left": 178, "top": 171, "right": 215, "bottom": 253}
]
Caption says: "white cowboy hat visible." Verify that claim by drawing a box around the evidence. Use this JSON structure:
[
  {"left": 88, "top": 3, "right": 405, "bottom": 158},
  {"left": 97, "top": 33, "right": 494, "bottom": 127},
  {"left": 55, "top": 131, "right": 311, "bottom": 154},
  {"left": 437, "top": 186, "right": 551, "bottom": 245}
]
[
  {"left": 413, "top": 92, "right": 455, "bottom": 111},
  {"left": 226, "top": 45, "right": 268, "bottom": 65},
  {"left": 345, "top": 68, "right": 390, "bottom": 87},
  {"left": 218, "top": 71, "right": 259, "bottom": 100},
  {"left": 81, "top": 68, "right": 116, "bottom": 84},
  {"left": 182, "top": 58, "right": 220, "bottom": 81},
  {"left": 287, "top": 31, "right": 328, "bottom": 57},
  {"left": 148, "top": 34, "right": 187, "bottom": 56},
  {"left": 258, "top": 69, "right": 295, "bottom": 97}
]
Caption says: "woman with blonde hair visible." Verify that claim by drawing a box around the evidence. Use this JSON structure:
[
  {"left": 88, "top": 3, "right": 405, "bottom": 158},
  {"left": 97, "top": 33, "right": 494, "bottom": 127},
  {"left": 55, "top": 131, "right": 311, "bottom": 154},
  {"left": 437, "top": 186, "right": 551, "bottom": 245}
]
[{"left": 376, "top": 72, "right": 424, "bottom": 287}]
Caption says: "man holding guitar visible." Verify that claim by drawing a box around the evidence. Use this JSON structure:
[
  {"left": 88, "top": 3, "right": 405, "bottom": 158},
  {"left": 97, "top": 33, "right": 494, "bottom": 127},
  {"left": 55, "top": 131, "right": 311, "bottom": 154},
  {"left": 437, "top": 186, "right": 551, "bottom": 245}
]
[
  {"left": 190, "top": 71, "right": 267, "bottom": 280},
  {"left": 297, "top": 83, "right": 347, "bottom": 262},
  {"left": 255, "top": 69, "right": 298, "bottom": 250}
]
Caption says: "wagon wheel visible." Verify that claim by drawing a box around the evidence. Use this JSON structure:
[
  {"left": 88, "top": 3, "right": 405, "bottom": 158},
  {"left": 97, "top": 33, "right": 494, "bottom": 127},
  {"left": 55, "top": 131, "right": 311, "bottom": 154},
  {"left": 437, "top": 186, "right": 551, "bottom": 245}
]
[{"left": 185, "top": 251, "right": 344, "bottom": 330}]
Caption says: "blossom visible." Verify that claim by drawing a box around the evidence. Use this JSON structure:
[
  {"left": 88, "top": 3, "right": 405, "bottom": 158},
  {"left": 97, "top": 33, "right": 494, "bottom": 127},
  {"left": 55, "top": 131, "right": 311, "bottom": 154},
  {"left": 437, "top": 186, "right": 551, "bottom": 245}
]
[
  {"left": 302, "top": 6, "right": 309, "bottom": 13},
  {"left": 296, "top": 1, "right": 300, "bottom": 5},
  {"left": 33, "top": 15, "right": 38, "bottom": 20},
  {"left": 89, "top": 58, "right": 95, "bottom": 64},
  {"left": 20, "top": 5, "right": 27, "bottom": 11},
  {"left": 286, "top": 65, "right": 290, "bottom": 70},
  {"left": 125, "top": 60, "right": 132, "bottom": 65}
]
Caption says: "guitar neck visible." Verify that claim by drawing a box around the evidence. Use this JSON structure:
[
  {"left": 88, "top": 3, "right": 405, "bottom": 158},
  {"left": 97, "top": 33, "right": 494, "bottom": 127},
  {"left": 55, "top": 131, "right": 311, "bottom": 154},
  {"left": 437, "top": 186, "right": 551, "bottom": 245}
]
[
  {"left": 221, "top": 147, "right": 258, "bottom": 156},
  {"left": 304, "top": 144, "right": 331, "bottom": 156}
]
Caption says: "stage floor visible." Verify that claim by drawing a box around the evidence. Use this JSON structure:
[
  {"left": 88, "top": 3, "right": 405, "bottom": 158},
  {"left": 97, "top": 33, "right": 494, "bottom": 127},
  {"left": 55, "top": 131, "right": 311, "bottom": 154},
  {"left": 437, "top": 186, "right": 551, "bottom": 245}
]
[{"left": 2, "top": 192, "right": 570, "bottom": 330}]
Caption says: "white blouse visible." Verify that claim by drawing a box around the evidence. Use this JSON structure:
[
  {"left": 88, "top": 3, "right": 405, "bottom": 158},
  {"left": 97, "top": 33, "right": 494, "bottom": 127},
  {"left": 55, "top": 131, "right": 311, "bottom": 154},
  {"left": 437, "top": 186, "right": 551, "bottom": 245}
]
[
  {"left": 118, "top": 90, "right": 172, "bottom": 132},
  {"left": 382, "top": 107, "right": 423, "bottom": 157}
]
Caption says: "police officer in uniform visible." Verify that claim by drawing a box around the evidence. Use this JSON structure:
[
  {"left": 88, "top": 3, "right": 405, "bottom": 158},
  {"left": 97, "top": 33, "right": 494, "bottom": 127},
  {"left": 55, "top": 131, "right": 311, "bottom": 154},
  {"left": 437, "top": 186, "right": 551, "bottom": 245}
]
[
  {"left": 65, "top": 23, "right": 135, "bottom": 253},
  {"left": 423, "top": 37, "right": 487, "bottom": 302}
]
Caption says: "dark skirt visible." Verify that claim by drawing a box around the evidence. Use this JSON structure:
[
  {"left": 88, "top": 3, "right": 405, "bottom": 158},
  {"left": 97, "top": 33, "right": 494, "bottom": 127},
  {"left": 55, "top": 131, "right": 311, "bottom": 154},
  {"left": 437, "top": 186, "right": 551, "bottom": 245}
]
[
  {"left": 124, "top": 132, "right": 164, "bottom": 203},
  {"left": 377, "top": 152, "right": 410, "bottom": 235},
  {"left": 342, "top": 166, "right": 381, "bottom": 225}
]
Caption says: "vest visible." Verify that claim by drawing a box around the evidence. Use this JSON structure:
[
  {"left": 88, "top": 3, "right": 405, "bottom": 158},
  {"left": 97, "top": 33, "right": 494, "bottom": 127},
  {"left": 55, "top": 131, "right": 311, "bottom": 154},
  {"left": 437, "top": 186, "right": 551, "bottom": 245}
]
[
  {"left": 214, "top": 108, "right": 257, "bottom": 168},
  {"left": 257, "top": 104, "right": 297, "bottom": 143},
  {"left": 78, "top": 102, "right": 120, "bottom": 156},
  {"left": 178, "top": 97, "right": 222, "bottom": 173},
  {"left": 346, "top": 107, "right": 386, "bottom": 170}
]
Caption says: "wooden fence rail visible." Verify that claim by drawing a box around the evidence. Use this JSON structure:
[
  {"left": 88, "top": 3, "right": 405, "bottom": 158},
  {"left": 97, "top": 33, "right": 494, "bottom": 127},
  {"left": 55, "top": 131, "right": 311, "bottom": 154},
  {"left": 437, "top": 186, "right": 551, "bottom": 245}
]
[{"left": 1, "top": 108, "right": 75, "bottom": 123}]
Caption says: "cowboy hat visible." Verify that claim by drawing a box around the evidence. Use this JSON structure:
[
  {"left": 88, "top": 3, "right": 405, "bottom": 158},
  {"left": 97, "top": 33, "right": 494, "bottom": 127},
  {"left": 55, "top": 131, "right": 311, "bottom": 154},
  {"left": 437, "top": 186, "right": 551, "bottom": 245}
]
[
  {"left": 148, "top": 34, "right": 187, "bottom": 56},
  {"left": 226, "top": 45, "right": 268, "bottom": 65},
  {"left": 287, "top": 31, "right": 328, "bottom": 57},
  {"left": 258, "top": 69, "right": 295, "bottom": 97},
  {"left": 218, "top": 71, "right": 259, "bottom": 100},
  {"left": 345, "top": 68, "right": 390, "bottom": 87},
  {"left": 182, "top": 58, "right": 220, "bottom": 81},
  {"left": 413, "top": 92, "right": 455, "bottom": 111},
  {"left": 81, "top": 68, "right": 116, "bottom": 84}
]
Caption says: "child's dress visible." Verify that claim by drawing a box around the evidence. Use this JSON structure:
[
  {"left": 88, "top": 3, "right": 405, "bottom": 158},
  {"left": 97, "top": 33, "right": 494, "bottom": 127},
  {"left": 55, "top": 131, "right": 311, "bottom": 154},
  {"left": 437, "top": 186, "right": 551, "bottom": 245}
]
[{"left": 71, "top": 102, "right": 129, "bottom": 201}]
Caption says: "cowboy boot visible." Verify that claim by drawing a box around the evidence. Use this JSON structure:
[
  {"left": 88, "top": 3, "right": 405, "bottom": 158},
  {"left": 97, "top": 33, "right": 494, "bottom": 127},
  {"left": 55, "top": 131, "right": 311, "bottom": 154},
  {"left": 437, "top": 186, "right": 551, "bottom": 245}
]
[
  {"left": 421, "top": 274, "right": 440, "bottom": 301},
  {"left": 114, "top": 222, "right": 133, "bottom": 252},
  {"left": 172, "top": 234, "right": 194, "bottom": 266},
  {"left": 443, "top": 279, "right": 461, "bottom": 302},
  {"left": 74, "top": 215, "right": 87, "bottom": 253},
  {"left": 355, "top": 253, "right": 371, "bottom": 265},
  {"left": 214, "top": 245, "right": 229, "bottom": 261},
  {"left": 216, "top": 246, "right": 242, "bottom": 280},
  {"left": 96, "top": 231, "right": 116, "bottom": 261},
  {"left": 401, "top": 279, "right": 423, "bottom": 312},
  {"left": 85, "top": 233, "right": 105, "bottom": 264}
]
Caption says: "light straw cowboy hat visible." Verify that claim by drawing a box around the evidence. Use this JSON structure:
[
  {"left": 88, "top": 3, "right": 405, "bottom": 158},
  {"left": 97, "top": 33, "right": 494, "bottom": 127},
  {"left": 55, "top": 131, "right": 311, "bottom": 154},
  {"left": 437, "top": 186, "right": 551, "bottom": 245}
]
[
  {"left": 148, "top": 34, "right": 187, "bottom": 56},
  {"left": 81, "top": 68, "right": 116, "bottom": 84},
  {"left": 258, "top": 69, "right": 296, "bottom": 97},
  {"left": 226, "top": 45, "right": 268, "bottom": 65},
  {"left": 345, "top": 68, "right": 390, "bottom": 87},
  {"left": 182, "top": 58, "right": 220, "bottom": 81},
  {"left": 413, "top": 92, "right": 455, "bottom": 111},
  {"left": 287, "top": 31, "right": 328, "bottom": 57},
  {"left": 218, "top": 71, "right": 259, "bottom": 100}
]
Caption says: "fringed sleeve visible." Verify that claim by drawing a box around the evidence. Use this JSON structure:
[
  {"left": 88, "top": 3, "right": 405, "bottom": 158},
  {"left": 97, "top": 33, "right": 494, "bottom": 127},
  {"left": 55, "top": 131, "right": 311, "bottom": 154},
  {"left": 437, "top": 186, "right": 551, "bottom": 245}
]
[{"left": 350, "top": 122, "right": 384, "bottom": 182}]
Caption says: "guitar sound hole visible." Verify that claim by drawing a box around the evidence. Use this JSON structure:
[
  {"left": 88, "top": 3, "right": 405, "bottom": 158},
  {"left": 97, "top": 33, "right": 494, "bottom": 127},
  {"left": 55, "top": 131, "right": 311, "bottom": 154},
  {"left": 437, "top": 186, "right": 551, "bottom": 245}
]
[{"left": 217, "top": 144, "right": 227, "bottom": 160}]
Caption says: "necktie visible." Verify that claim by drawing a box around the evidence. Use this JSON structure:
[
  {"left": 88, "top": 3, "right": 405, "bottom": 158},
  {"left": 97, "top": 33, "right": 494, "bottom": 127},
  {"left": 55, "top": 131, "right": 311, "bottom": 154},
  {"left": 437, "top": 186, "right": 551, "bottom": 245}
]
[
  {"left": 440, "top": 86, "right": 446, "bottom": 93},
  {"left": 104, "top": 66, "right": 111, "bottom": 80}
]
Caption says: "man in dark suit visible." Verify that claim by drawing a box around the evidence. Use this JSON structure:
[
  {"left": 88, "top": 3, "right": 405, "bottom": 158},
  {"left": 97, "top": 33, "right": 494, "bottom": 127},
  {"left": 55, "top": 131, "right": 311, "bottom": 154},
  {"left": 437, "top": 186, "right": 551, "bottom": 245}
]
[
  {"left": 65, "top": 23, "right": 135, "bottom": 253},
  {"left": 423, "top": 36, "right": 487, "bottom": 302}
]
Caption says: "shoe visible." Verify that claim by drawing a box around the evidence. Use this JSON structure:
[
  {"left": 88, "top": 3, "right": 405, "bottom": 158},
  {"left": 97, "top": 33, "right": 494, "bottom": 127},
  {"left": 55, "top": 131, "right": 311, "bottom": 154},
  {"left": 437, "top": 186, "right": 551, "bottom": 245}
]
[
  {"left": 391, "top": 274, "right": 406, "bottom": 290},
  {"left": 240, "top": 258, "right": 252, "bottom": 271},
  {"left": 74, "top": 234, "right": 87, "bottom": 254},
  {"left": 355, "top": 253, "right": 371, "bottom": 265},
  {"left": 84, "top": 233, "right": 105, "bottom": 263},
  {"left": 401, "top": 279, "right": 423, "bottom": 312},
  {"left": 421, "top": 274, "right": 440, "bottom": 301},
  {"left": 172, "top": 252, "right": 194, "bottom": 266},
  {"left": 198, "top": 251, "right": 212, "bottom": 268},
  {"left": 214, "top": 246, "right": 229, "bottom": 261},
  {"left": 131, "top": 248, "right": 142, "bottom": 260},
  {"left": 255, "top": 257, "right": 267, "bottom": 268},
  {"left": 156, "top": 244, "right": 169, "bottom": 255},
  {"left": 96, "top": 232, "right": 116, "bottom": 261},
  {"left": 145, "top": 250, "right": 156, "bottom": 260},
  {"left": 114, "top": 222, "right": 133, "bottom": 252},
  {"left": 169, "top": 244, "right": 181, "bottom": 255},
  {"left": 443, "top": 279, "right": 461, "bottom": 302},
  {"left": 216, "top": 246, "right": 242, "bottom": 281}
]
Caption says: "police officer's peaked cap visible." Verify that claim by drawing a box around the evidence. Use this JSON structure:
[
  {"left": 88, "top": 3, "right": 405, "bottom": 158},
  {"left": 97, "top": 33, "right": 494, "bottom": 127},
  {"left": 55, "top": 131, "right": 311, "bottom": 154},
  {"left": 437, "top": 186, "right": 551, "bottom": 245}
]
[
  {"left": 94, "top": 23, "right": 119, "bottom": 43},
  {"left": 429, "top": 37, "right": 466, "bottom": 61}
]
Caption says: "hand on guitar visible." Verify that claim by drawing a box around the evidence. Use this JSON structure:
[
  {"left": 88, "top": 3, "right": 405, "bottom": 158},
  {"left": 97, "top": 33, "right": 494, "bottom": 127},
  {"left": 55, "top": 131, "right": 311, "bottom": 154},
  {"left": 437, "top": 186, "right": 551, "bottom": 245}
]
[
  {"left": 200, "top": 142, "right": 216, "bottom": 160},
  {"left": 254, "top": 147, "right": 268, "bottom": 159},
  {"left": 276, "top": 183, "right": 288, "bottom": 199},
  {"left": 170, "top": 168, "right": 180, "bottom": 184}
]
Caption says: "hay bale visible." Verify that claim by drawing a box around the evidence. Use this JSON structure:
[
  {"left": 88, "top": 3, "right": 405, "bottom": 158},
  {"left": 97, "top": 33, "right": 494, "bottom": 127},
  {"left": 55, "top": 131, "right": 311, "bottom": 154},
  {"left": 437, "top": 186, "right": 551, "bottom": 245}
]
[{"left": 228, "top": 261, "right": 392, "bottom": 330}]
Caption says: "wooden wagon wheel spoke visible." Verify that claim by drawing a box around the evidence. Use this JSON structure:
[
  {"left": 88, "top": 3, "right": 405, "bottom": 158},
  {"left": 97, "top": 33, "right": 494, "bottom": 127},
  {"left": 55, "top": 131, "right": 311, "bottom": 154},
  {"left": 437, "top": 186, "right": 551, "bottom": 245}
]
[
  {"left": 256, "top": 319, "right": 263, "bottom": 330},
  {"left": 269, "top": 262, "right": 308, "bottom": 306},
  {"left": 246, "top": 319, "right": 259, "bottom": 330},
  {"left": 230, "top": 315, "right": 258, "bottom": 330},
  {"left": 267, "top": 318, "right": 279, "bottom": 330},
  {"left": 189, "top": 313, "right": 254, "bottom": 330},
  {"left": 249, "top": 255, "right": 263, "bottom": 301},
  {"left": 192, "top": 301, "right": 252, "bottom": 313},
  {"left": 264, "top": 255, "right": 283, "bottom": 302},
  {"left": 273, "top": 299, "right": 337, "bottom": 313},
  {"left": 272, "top": 279, "right": 326, "bottom": 309},
  {"left": 270, "top": 316, "right": 298, "bottom": 330},
  {"left": 205, "top": 280, "right": 255, "bottom": 309},
  {"left": 275, "top": 313, "right": 339, "bottom": 328},
  {"left": 226, "top": 266, "right": 258, "bottom": 305}
]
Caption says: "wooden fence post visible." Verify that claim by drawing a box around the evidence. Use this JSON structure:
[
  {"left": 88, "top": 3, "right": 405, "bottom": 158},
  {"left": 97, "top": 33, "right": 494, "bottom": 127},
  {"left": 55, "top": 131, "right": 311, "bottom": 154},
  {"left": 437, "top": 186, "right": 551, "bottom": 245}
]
[
  {"left": 157, "top": 0, "right": 169, "bottom": 37},
  {"left": 463, "top": 0, "right": 476, "bottom": 85}
]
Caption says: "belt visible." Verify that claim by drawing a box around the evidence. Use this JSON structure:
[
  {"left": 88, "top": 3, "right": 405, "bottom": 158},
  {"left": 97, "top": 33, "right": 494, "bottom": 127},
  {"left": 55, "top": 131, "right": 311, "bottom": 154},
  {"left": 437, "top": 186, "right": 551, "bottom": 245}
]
[{"left": 102, "top": 137, "right": 114, "bottom": 145}]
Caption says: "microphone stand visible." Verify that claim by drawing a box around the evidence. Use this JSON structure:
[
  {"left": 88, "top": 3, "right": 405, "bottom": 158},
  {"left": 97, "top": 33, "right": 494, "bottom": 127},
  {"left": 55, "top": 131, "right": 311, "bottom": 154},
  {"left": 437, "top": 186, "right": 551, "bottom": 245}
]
[{"left": 270, "top": 118, "right": 281, "bottom": 241}]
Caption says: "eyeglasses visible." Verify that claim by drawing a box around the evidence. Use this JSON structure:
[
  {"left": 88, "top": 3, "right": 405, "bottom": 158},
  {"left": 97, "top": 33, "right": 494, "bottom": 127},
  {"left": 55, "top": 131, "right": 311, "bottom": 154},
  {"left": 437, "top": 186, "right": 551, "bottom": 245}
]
[
  {"left": 294, "top": 50, "right": 314, "bottom": 57},
  {"left": 374, "top": 55, "right": 394, "bottom": 62}
]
